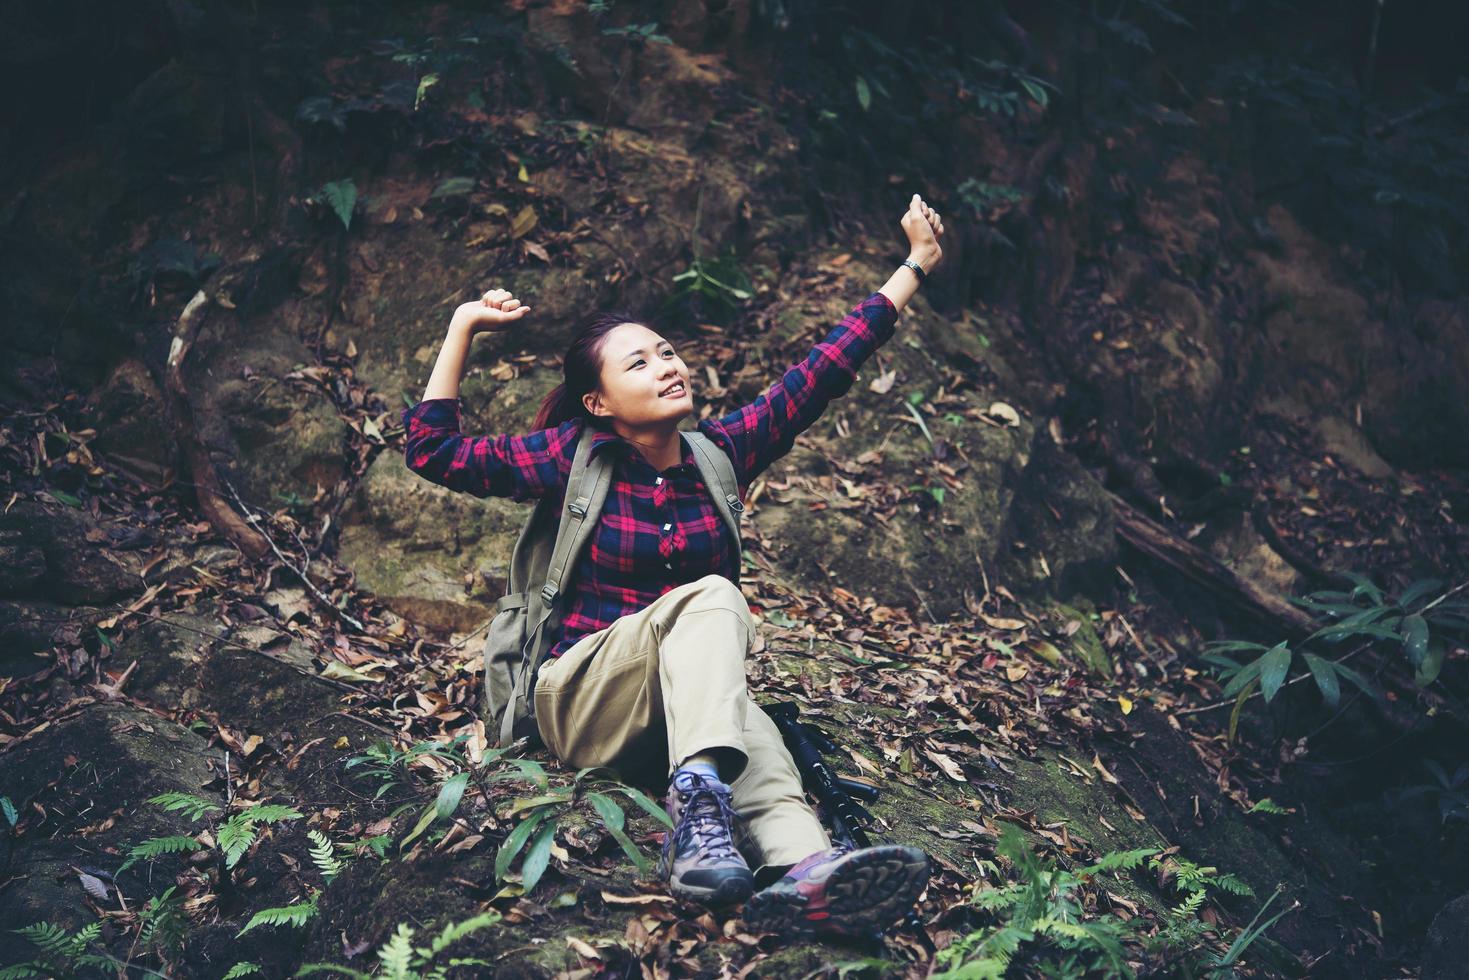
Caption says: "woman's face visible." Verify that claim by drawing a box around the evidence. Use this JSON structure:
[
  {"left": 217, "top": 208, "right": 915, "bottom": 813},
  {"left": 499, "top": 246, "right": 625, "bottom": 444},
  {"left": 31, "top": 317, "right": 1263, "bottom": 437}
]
[{"left": 582, "top": 322, "right": 693, "bottom": 428}]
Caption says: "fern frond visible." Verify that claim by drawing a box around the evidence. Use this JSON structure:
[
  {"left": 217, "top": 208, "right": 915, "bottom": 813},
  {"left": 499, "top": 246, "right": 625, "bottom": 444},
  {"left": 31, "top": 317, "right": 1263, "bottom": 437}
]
[
  {"left": 222, "top": 963, "right": 264, "bottom": 979},
  {"left": 240, "top": 804, "right": 304, "bottom": 824},
  {"left": 308, "top": 830, "right": 346, "bottom": 883},
  {"left": 15, "top": 921, "right": 74, "bottom": 956},
  {"left": 235, "top": 895, "right": 319, "bottom": 938},
  {"left": 121, "top": 834, "right": 204, "bottom": 871},
  {"left": 1213, "top": 872, "right": 1255, "bottom": 897},
  {"left": 0, "top": 964, "right": 47, "bottom": 979},
  {"left": 218, "top": 815, "right": 260, "bottom": 869},
  {"left": 424, "top": 911, "right": 501, "bottom": 956},
  {"left": 1080, "top": 846, "right": 1158, "bottom": 876},
  {"left": 376, "top": 923, "right": 416, "bottom": 980},
  {"left": 147, "top": 791, "right": 221, "bottom": 822},
  {"left": 1169, "top": 889, "right": 1206, "bottom": 920}
]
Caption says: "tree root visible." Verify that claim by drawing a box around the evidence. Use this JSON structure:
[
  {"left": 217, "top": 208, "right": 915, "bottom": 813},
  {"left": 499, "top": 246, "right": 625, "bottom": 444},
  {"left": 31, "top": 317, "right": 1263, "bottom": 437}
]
[{"left": 162, "top": 289, "right": 270, "bottom": 561}]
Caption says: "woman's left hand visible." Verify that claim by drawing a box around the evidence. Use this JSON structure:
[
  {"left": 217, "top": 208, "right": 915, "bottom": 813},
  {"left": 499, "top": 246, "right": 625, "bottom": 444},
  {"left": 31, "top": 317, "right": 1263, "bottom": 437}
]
[{"left": 902, "top": 193, "right": 945, "bottom": 271}]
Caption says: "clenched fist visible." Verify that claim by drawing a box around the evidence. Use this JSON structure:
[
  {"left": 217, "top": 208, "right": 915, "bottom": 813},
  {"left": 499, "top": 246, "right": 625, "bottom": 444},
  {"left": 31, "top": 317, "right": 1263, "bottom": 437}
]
[{"left": 454, "top": 288, "right": 532, "bottom": 337}]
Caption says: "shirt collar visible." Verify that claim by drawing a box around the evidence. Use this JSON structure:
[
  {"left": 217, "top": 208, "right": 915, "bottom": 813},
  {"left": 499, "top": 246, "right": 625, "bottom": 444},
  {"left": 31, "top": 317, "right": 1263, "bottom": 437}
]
[{"left": 586, "top": 426, "right": 696, "bottom": 469}]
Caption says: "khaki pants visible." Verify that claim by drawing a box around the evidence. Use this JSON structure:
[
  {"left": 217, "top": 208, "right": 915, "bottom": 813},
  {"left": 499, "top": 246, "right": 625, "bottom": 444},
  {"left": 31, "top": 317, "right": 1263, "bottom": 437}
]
[{"left": 534, "top": 574, "right": 829, "bottom": 869}]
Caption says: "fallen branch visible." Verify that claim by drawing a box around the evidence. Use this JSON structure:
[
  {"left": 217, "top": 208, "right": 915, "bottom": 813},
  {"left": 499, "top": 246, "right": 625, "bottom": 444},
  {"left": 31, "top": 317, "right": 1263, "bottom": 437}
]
[
  {"left": 1109, "top": 492, "right": 1317, "bottom": 638},
  {"left": 162, "top": 289, "right": 270, "bottom": 561}
]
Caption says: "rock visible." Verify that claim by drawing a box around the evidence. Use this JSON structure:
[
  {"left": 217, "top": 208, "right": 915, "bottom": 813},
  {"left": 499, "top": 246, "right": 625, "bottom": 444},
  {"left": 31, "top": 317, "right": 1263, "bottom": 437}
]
[
  {"left": 337, "top": 451, "right": 524, "bottom": 632},
  {"left": 189, "top": 329, "right": 350, "bottom": 508},
  {"left": 1421, "top": 892, "right": 1469, "bottom": 980},
  {"left": 996, "top": 433, "right": 1118, "bottom": 601},
  {"left": 0, "top": 501, "right": 146, "bottom": 606},
  {"left": 86, "top": 358, "right": 175, "bottom": 485}
]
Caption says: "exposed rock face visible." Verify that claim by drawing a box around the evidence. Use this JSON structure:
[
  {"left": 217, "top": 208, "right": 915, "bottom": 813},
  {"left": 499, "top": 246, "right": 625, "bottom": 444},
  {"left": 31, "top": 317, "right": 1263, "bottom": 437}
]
[{"left": 0, "top": 502, "right": 147, "bottom": 607}]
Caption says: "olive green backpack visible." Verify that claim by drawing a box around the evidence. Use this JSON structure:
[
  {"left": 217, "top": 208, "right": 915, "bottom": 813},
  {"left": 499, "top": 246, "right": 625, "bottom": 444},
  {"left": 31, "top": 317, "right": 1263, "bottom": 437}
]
[{"left": 484, "top": 428, "right": 745, "bottom": 747}]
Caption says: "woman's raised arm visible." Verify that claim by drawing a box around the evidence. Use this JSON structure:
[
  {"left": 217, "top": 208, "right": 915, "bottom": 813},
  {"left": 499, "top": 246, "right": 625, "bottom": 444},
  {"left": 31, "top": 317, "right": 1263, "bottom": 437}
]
[
  {"left": 700, "top": 193, "right": 947, "bottom": 490},
  {"left": 405, "top": 288, "right": 571, "bottom": 501}
]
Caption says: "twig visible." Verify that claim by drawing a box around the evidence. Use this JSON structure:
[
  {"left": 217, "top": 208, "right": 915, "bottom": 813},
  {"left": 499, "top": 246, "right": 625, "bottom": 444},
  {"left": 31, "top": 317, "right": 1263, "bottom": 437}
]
[{"left": 222, "top": 478, "right": 367, "bottom": 632}]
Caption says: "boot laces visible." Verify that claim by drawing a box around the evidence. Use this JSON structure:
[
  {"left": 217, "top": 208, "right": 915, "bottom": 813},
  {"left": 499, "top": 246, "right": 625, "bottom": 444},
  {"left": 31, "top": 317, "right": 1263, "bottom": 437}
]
[{"left": 673, "top": 775, "right": 741, "bottom": 861}]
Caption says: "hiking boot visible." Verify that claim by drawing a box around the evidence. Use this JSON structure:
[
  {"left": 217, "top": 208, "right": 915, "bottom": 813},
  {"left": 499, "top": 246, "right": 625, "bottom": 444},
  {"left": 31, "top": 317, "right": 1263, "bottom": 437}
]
[
  {"left": 743, "top": 844, "right": 931, "bottom": 940},
  {"left": 657, "top": 771, "right": 755, "bottom": 905}
]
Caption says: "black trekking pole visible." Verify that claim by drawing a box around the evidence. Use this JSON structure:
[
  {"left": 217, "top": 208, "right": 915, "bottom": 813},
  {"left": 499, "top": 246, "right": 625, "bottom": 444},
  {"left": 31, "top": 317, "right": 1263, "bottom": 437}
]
[{"left": 763, "top": 701, "right": 880, "bottom": 848}]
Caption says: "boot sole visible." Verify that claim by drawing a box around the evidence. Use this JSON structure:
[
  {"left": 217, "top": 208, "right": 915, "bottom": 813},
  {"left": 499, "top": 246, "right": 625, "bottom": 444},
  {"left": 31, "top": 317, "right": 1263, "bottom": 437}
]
[
  {"left": 743, "top": 845, "right": 931, "bottom": 939},
  {"left": 669, "top": 871, "right": 755, "bottom": 906}
]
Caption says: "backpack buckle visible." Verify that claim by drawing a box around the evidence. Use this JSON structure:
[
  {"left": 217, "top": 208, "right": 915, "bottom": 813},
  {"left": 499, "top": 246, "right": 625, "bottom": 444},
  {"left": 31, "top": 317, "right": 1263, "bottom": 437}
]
[
  {"left": 540, "top": 584, "right": 559, "bottom": 604},
  {"left": 568, "top": 497, "right": 590, "bottom": 519},
  {"left": 726, "top": 494, "right": 744, "bottom": 513}
]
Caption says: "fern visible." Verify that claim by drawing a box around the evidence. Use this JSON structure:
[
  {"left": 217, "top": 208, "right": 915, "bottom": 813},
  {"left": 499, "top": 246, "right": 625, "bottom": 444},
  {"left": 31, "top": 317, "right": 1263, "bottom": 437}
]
[
  {"left": 424, "top": 911, "right": 500, "bottom": 956},
  {"left": 4, "top": 920, "right": 107, "bottom": 977},
  {"left": 236, "top": 894, "right": 320, "bottom": 938},
  {"left": 219, "top": 804, "right": 303, "bottom": 868},
  {"left": 222, "top": 964, "right": 264, "bottom": 979},
  {"left": 308, "top": 830, "right": 346, "bottom": 882},
  {"left": 378, "top": 924, "right": 415, "bottom": 979},
  {"left": 297, "top": 910, "right": 502, "bottom": 979},
  {"left": 120, "top": 834, "right": 204, "bottom": 871},
  {"left": 243, "top": 803, "right": 305, "bottom": 824},
  {"left": 139, "top": 885, "right": 188, "bottom": 955},
  {"left": 146, "top": 791, "right": 221, "bottom": 822}
]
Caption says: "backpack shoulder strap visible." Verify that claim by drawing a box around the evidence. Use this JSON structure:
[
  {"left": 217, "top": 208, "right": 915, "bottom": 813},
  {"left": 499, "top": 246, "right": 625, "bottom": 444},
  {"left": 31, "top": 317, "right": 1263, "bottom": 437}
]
[{"left": 683, "top": 430, "right": 744, "bottom": 567}]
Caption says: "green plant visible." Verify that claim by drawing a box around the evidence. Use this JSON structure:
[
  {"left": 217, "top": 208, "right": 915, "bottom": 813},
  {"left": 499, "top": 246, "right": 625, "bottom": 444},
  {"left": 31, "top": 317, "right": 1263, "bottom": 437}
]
[
  {"left": 0, "top": 922, "right": 111, "bottom": 978},
  {"left": 1200, "top": 575, "right": 1467, "bottom": 737},
  {"left": 223, "top": 963, "right": 264, "bottom": 979},
  {"left": 1143, "top": 855, "right": 1254, "bottom": 968},
  {"left": 296, "top": 910, "right": 501, "bottom": 979},
  {"left": 956, "top": 179, "right": 1025, "bottom": 219},
  {"left": 346, "top": 735, "right": 476, "bottom": 803},
  {"left": 668, "top": 248, "right": 754, "bottom": 322},
  {"left": 932, "top": 823, "right": 1157, "bottom": 978},
  {"left": 492, "top": 762, "right": 671, "bottom": 895},
  {"left": 236, "top": 893, "right": 320, "bottom": 938},
  {"left": 122, "top": 793, "right": 302, "bottom": 873},
  {"left": 1393, "top": 760, "right": 1469, "bottom": 826},
  {"left": 601, "top": 23, "right": 671, "bottom": 44},
  {"left": 309, "top": 829, "right": 348, "bottom": 882},
  {"left": 137, "top": 885, "right": 189, "bottom": 960}
]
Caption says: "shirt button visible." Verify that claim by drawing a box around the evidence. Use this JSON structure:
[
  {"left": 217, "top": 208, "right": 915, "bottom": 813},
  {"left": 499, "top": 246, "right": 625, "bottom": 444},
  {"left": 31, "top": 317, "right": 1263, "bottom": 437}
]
[
  {"left": 655, "top": 477, "right": 663, "bottom": 485},
  {"left": 664, "top": 562, "right": 672, "bottom": 570},
  {"left": 662, "top": 523, "right": 672, "bottom": 531}
]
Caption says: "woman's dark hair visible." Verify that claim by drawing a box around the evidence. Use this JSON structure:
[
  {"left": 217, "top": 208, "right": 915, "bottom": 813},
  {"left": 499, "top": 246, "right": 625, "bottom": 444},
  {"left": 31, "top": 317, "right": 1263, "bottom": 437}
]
[{"left": 532, "top": 309, "right": 650, "bottom": 431}]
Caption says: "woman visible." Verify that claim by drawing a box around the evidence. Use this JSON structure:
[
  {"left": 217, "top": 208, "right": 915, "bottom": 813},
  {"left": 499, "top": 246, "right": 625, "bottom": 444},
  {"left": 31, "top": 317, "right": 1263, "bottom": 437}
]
[{"left": 403, "top": 194, "right": 947, "bottom": 939}]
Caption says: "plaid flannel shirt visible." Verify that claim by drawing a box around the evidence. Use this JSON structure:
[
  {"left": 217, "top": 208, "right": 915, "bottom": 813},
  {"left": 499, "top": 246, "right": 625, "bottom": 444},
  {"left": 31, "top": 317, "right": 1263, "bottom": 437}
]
[{"left": 402, "top": 290, "right": 898, "bottom": 657}]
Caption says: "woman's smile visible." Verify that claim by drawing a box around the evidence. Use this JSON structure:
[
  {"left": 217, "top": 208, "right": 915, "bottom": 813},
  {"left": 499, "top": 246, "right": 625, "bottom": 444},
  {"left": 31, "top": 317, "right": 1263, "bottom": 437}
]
[{"left": 658, "top": 380, "right": 688, "bottom": 399}]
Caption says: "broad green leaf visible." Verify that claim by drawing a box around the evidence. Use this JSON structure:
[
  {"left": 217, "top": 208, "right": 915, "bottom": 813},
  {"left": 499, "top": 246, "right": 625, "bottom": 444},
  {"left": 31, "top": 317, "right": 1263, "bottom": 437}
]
[
  {"left": 611, "top": 785, "right": 674, "bottom": 828},
  {"left": 1258, "top": 642, "right": 1292, "bottom": 703},
  {"left": 1221, "top": 652, "right": 1265, "bottom": 698},
  {"left": 1019, "top": 77, "right": 1049, "bottom": 108},
  {"left": 1333, "top": 662, "right": 1381, "bottom": 701},
  {"left": 495, "top": 809, "right": 549, "bottom": 882},
  {"left": 855, "top": 76, "right": 872, "bottom": 112},
  {"left": 1228, "top": 678, "right": 1257, "bottom": 744},
  {"left": 520, "top": 818, "right": 558, "bottom": 893},
  {"left": 431, "top": 177, "right": 476, "bottom": 199},
  {"left": 1301, "top": 653, "right": 1340, "bottom": 707},
  {"left": 1397, "top": 578, "right": 1443, "bottom": 610},
  {"left": 1402, "top": 614, "right": 1429, "bottom": 668},
  {"left": 506, "top": 792, "right": 570, "bottom": 817},
  {"left": 321, "top": 180, "right": 357, "bottom": 231},
  {"left": 1415, "top": 639, "right": 1446, "bottom": 687},
  {"left": 588, "top": 792, "right": 652, "bottom": 873},
  {"left": 435, "top": 772, "right": 470, "bottom": 821},
  {"left": 1342, "top": 571, "right": 1384, "bottom": 604},
  {"left": 399, "top": 804, "right": 437, "bottom": 852}
]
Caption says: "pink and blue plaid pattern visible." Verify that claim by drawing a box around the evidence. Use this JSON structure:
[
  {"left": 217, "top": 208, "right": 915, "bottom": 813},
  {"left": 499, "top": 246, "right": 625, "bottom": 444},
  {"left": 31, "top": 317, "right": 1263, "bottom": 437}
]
[{"left": 403, "top": 291, "right": 898, "bottom": 656}]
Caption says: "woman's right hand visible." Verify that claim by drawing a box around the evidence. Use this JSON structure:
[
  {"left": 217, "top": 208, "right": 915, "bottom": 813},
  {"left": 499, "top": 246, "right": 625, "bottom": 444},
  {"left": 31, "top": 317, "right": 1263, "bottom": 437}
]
[
  {"left": 901, "top": 193, "right": 945, "bottom": 272},
  {"left": 454, "top": 288, "right": 532, "bottom": 336}
]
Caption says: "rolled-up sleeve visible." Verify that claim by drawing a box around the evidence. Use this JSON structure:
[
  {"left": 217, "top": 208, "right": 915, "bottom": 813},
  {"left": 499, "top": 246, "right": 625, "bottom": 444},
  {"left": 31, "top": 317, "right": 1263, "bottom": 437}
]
[
  {"left": 401, "top": 398, "right": 573, "bottom": 500},
  {"left": 701, "top": 291, "right": 898, "bottom": 491}
]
